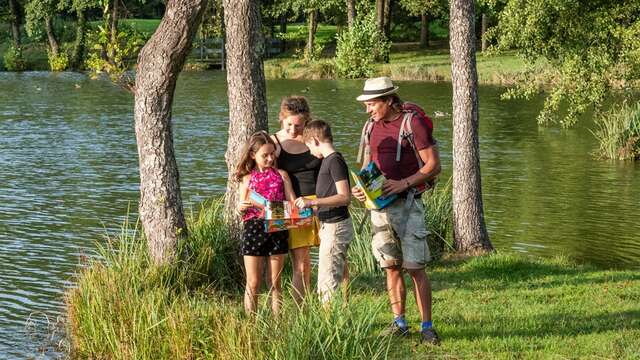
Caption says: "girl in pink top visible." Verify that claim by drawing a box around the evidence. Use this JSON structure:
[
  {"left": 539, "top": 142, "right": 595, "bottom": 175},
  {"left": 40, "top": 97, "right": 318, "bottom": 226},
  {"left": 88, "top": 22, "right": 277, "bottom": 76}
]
[{"left": 236, "top": 131, "right": 295, "bottom": 315}]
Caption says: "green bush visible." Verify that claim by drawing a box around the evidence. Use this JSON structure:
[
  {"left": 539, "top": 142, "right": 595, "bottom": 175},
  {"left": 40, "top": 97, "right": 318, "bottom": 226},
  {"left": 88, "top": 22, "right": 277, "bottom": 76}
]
[
  {"left": 593, "top": 101, "right": 640, "bottom": 160},
  {"left": 85, "top": 23, "right": 148, "bottom": 80},
  {"left": 335, "top": 12, "right": 390, "bottom": 79},
  {"left": 48, "top": 50, "right": 69, "bottom": 71},
  {"left": 3, "top": 46, "right": 26, "bottom": 71}
]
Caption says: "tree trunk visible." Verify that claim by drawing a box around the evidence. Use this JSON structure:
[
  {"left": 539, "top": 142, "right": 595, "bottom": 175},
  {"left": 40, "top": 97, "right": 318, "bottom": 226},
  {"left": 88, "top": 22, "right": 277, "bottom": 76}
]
[
  {"left": 107, "top": 0, "right": 119, "bottom": 63},
  {"left": 280, "top": 14, "right": 287, "bottom": 52},
  {"left": 8, "top": 0, "right": 21, "bottom": 48},
  {"left": 346, "top": 0, "right": 355, "bottom": 27},
  {"left": 222, "top": 0, "right": 268, "bottom": 231},
  {"left": 376, "top": 0, "right": 384, "bottom": 33},
  {"left": 420, "top": 13, "right": 429, "bottom": 48},
  {"left": 134, "top": 0, "right": 207, "bottom": 265},
  {"left": 71, "top": 9, "right": 87, "bottom": 70},
  {"left": 44, "top": 16, "right": 59, "bottom": 56},
  {"left": 110, "top": 0, "right": 118, "bottom": 45},
  {"left": 481, "top": 12, "right": 488, "bottom": 52},
  {"left": 306, "top": 9, "right": 319, "bottom": 60},
  {"left": 449, "top": 0, "right": 493, "bottom": 254},
  {"left": 383, "top": 0, "right": 391, "bottom": 38}
]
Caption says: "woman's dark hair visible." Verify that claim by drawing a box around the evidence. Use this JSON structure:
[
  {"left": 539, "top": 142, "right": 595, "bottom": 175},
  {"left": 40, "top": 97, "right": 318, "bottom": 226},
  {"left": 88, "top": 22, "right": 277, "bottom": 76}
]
[
  {"left": 279, "top": 96, "right": 312, "bottom": 124},
  {"left": 235, "top": 131, "right": 276, "bottom": 181}
]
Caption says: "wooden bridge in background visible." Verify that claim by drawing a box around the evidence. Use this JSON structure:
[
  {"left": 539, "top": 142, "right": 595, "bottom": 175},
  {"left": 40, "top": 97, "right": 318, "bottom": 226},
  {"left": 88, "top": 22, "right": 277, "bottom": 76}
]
[{"left": 189, "top": 37, "right": 284, "bottom": 69}]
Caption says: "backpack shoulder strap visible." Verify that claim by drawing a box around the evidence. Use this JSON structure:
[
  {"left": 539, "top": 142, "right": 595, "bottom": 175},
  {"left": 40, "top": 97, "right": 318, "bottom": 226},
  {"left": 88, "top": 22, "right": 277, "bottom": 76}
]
[
  {"left": 396, "top": 111, "right": 413, "bottom": 162},
  {"left": 396, "top": 110, "right": 425, "bottom": 168},
  {"left": 356, "top": 119, "right": 374, "bottom": 164}
]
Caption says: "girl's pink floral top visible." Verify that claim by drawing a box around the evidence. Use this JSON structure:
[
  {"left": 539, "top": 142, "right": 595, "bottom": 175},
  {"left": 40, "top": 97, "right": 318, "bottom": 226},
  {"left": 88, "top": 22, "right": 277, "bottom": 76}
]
[{"left": 243, "top": 167, "right": 285, "bottom": 221}]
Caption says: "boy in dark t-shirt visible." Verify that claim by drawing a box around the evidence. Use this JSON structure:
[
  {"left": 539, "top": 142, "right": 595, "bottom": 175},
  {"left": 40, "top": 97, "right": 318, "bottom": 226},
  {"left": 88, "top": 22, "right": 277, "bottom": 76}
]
[{"left": 295, "top": 120, "right": 353, "bottom": 303}]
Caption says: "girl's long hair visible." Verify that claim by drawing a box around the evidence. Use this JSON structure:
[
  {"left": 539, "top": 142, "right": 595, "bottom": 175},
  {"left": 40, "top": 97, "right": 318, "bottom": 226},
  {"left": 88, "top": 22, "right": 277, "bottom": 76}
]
[{"left": 234, "top": 130, "right": 276, "bottom": 181}]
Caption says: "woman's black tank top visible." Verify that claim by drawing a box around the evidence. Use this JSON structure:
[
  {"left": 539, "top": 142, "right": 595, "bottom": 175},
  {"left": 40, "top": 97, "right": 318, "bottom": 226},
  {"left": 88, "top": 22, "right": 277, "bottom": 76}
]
[{"left": 274, "top": 134, "right": 321, "bottom": 197}]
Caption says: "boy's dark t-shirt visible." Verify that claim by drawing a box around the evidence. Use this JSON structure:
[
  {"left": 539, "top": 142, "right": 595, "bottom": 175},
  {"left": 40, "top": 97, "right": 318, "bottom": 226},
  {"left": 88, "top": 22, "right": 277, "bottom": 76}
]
[{"left": 316, "top": 152, "right": 350, "bottom": 223}]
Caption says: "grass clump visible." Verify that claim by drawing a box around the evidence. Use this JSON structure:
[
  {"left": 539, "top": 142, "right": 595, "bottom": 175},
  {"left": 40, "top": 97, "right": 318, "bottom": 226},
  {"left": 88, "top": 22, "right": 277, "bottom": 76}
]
[
  {"left": 593, "top": 101, "right": 640, "bottom": 160},
  {"left": 66, "top": 199, "right": 390, "bottom": 359}
]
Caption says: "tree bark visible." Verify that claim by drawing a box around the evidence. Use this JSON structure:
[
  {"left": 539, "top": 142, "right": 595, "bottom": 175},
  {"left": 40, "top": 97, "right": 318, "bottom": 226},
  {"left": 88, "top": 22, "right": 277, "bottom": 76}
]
[
  {"left": 110, "top": 0, "right": 119, "bottom": 45},
  {"left": 449, "top": 0, "right": 493, "bottom": 254},
  {"left": 420, "top": 13, "right": 429, "bottom": 48},
  {"left": 383, "top": 0, "right": 391, "bottom": 38},
  {"left": 44, "top": 16, "right": 59, "bottom": 56},
  {"left": 134, "top": 0, "right": 207, "bottom": 265},
  {"left": 8, "top": 0, "right": 21, "bottom": 48},
  {"left": 71, "top": 9, "right": 87, "bottom": 70},
  {"left": 280, "top": 14, "right": 287, "bottom": 52},
  {"left": 346, "top": 0, "right": 355, "bottom": 27},
  {"left": 376, "top": 0, "right": 385, "bottom": 33},
  {"left": 481, "top": 12, "right": 488, "bottom": 52},
  {"left": 306, "top": 9, "right": 319, "bottom": 60},
  {"left": 222, "top": 0, "right": 268, "bottom": 231}
]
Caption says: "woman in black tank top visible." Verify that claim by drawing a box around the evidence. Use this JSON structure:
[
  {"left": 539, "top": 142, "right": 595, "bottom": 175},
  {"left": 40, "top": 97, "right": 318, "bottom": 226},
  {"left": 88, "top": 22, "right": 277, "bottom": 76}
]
[{"left": 271, "top": 96, "right": 321, "bottom": 304}]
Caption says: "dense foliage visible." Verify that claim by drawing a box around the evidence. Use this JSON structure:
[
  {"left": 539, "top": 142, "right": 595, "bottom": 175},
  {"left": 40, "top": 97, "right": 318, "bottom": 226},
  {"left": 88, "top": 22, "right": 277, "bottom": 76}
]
[
  {"left": 492, "top": 0, "right": 640, "bottom": 127},
  {"left": 335, "top": 11, "right": 389, "bottom": 78}
]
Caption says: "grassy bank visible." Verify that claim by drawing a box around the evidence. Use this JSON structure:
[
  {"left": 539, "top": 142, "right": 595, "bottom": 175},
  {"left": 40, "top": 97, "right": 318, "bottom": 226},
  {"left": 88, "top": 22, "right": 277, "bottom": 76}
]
[
  {"left": 66, "top": 191, "right": 640, "bottom": 359},
  {"left": 264, "top": 47, "right": 529, "bottom": 85}
]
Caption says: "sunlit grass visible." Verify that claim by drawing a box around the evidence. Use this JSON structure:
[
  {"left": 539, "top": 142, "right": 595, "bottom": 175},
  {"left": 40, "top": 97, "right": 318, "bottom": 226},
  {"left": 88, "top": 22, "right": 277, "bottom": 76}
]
[{"left": 66, "top": 193, "right": 640, "bottom": 359}]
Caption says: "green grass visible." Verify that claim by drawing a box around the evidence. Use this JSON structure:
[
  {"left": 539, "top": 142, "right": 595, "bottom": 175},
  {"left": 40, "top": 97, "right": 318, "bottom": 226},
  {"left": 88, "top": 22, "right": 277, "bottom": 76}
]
[
  {"left": 264, "top": 46, "right": 529, "bottom": 84},
  {"left": 592, "top": 101, "right": 640, "bottom": 160},
  {"left": 65, "top": 192, "right": 640, "bottom": 359}
]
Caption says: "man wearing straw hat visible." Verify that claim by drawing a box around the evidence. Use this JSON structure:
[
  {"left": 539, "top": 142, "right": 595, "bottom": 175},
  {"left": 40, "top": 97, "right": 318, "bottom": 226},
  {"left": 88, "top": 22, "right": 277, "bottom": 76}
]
[{"left": 352, "top": 76, "right": 441, "bottom": 344}]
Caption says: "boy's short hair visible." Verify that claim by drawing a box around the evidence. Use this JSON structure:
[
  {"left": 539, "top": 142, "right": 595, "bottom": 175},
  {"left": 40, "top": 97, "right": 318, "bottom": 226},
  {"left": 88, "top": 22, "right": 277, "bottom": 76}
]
[{"left": 303, "top": 120, "right": 333, "bottom": 143}]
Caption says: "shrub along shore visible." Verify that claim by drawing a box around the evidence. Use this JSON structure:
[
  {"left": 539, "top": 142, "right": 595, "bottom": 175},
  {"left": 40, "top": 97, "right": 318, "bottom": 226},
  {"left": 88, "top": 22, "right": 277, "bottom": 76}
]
[{"left": 65, "top": 190, "right": 640, "bottom": 359}]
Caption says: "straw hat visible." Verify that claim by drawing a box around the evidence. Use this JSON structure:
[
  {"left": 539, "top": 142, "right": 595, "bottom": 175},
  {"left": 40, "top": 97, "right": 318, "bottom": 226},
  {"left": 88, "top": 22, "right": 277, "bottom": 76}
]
[{"left": 356, "top": 76, "right": 399, "bottom": 101}]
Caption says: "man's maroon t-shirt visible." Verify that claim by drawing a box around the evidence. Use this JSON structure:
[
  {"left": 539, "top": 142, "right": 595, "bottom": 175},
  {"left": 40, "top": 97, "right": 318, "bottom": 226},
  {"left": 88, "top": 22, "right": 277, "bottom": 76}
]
[{"left": 370, "top": 112, "right": 435, "bottom": 181}]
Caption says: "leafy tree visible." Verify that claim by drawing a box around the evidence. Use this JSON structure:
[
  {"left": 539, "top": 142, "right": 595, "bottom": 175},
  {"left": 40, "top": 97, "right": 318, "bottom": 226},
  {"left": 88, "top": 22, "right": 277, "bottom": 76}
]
[
  {"left": 399, "top": 0, "right": 448, "bottom": 47},
  {"left": 491, "top": 0, "right": 640, "bottom": 127},
  {"left": 335, "top": 9, "right": 389, "bottom": 78},
  {"left": 265, "top": 0, "right": 342, "bottom": 61},
  {"left": 59, "top": 0, "right": 101, "bottom": 69}
]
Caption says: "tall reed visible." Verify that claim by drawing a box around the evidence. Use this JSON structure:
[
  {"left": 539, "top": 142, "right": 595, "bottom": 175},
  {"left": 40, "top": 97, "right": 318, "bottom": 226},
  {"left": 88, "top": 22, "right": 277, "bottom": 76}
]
[{"left": 592, "top": 101, "right": 640, "bottom": 160}]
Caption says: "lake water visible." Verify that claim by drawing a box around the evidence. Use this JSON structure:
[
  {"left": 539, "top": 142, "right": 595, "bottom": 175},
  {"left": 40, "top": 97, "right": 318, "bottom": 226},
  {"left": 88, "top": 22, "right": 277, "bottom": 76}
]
[{"left": 1, "top": 71, "right": 639, "bottom": 358}]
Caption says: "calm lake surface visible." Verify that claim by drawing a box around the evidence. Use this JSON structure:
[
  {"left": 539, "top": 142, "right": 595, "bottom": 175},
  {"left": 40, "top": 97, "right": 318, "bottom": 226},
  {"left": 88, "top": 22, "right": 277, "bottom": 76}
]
[{"left": 1, "top": 71, "right": 639, "bottom": 357}]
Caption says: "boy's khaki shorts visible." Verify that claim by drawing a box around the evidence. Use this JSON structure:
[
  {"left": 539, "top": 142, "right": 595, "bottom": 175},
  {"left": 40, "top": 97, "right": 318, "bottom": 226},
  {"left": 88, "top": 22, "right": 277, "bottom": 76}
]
[
  {"left": 317, "top": 217, "right": 353, "bottom": 302},
  {"left": 371, "top": 198, "right": 431, "bottom": 269}
]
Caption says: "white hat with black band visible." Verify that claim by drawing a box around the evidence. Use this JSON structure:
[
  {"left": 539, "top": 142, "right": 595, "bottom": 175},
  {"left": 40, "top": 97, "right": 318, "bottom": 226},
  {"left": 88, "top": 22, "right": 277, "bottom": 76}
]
[{"left": 356, "top": 76, "right": 399, "bottom": 102}]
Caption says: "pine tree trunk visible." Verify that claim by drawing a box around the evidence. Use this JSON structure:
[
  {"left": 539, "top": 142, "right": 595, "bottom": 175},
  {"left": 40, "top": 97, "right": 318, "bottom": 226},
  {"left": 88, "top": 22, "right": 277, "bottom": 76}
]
[
  {"left": 134, "top": 0, "right": 207, "bottom": 265},
  {"left": 306, "top": 9, "right": 318, "bottom": 60},
  {"left": 449, "top": 0, "right": 493, "bottom": 254},
  {"left": 346, "top": 0, "right": 355, "bottom": 27},
  {"left": 481, "top": 12, "right": 488, "bottom": 52},
  {"left": 71, "top": 9, "right": 87, "bottom": 70},
  {"left": 44, "top": 16, "right": 59, "bottom": 56},
  {"left": 8, "top": 0, "right": 21, "bottom": 48},
  {"left": 420, "top": 13, "right": 429, "bottom": 48},
  {"left": 222, "top": 0, "right": 268, "bottom": 233}
]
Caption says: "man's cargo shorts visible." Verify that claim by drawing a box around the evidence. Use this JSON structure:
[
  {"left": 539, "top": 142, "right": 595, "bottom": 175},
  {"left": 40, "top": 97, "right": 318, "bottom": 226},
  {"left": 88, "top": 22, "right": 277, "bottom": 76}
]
[{"left": 370, "top": 197, "right": 431, "bottom": 269}]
